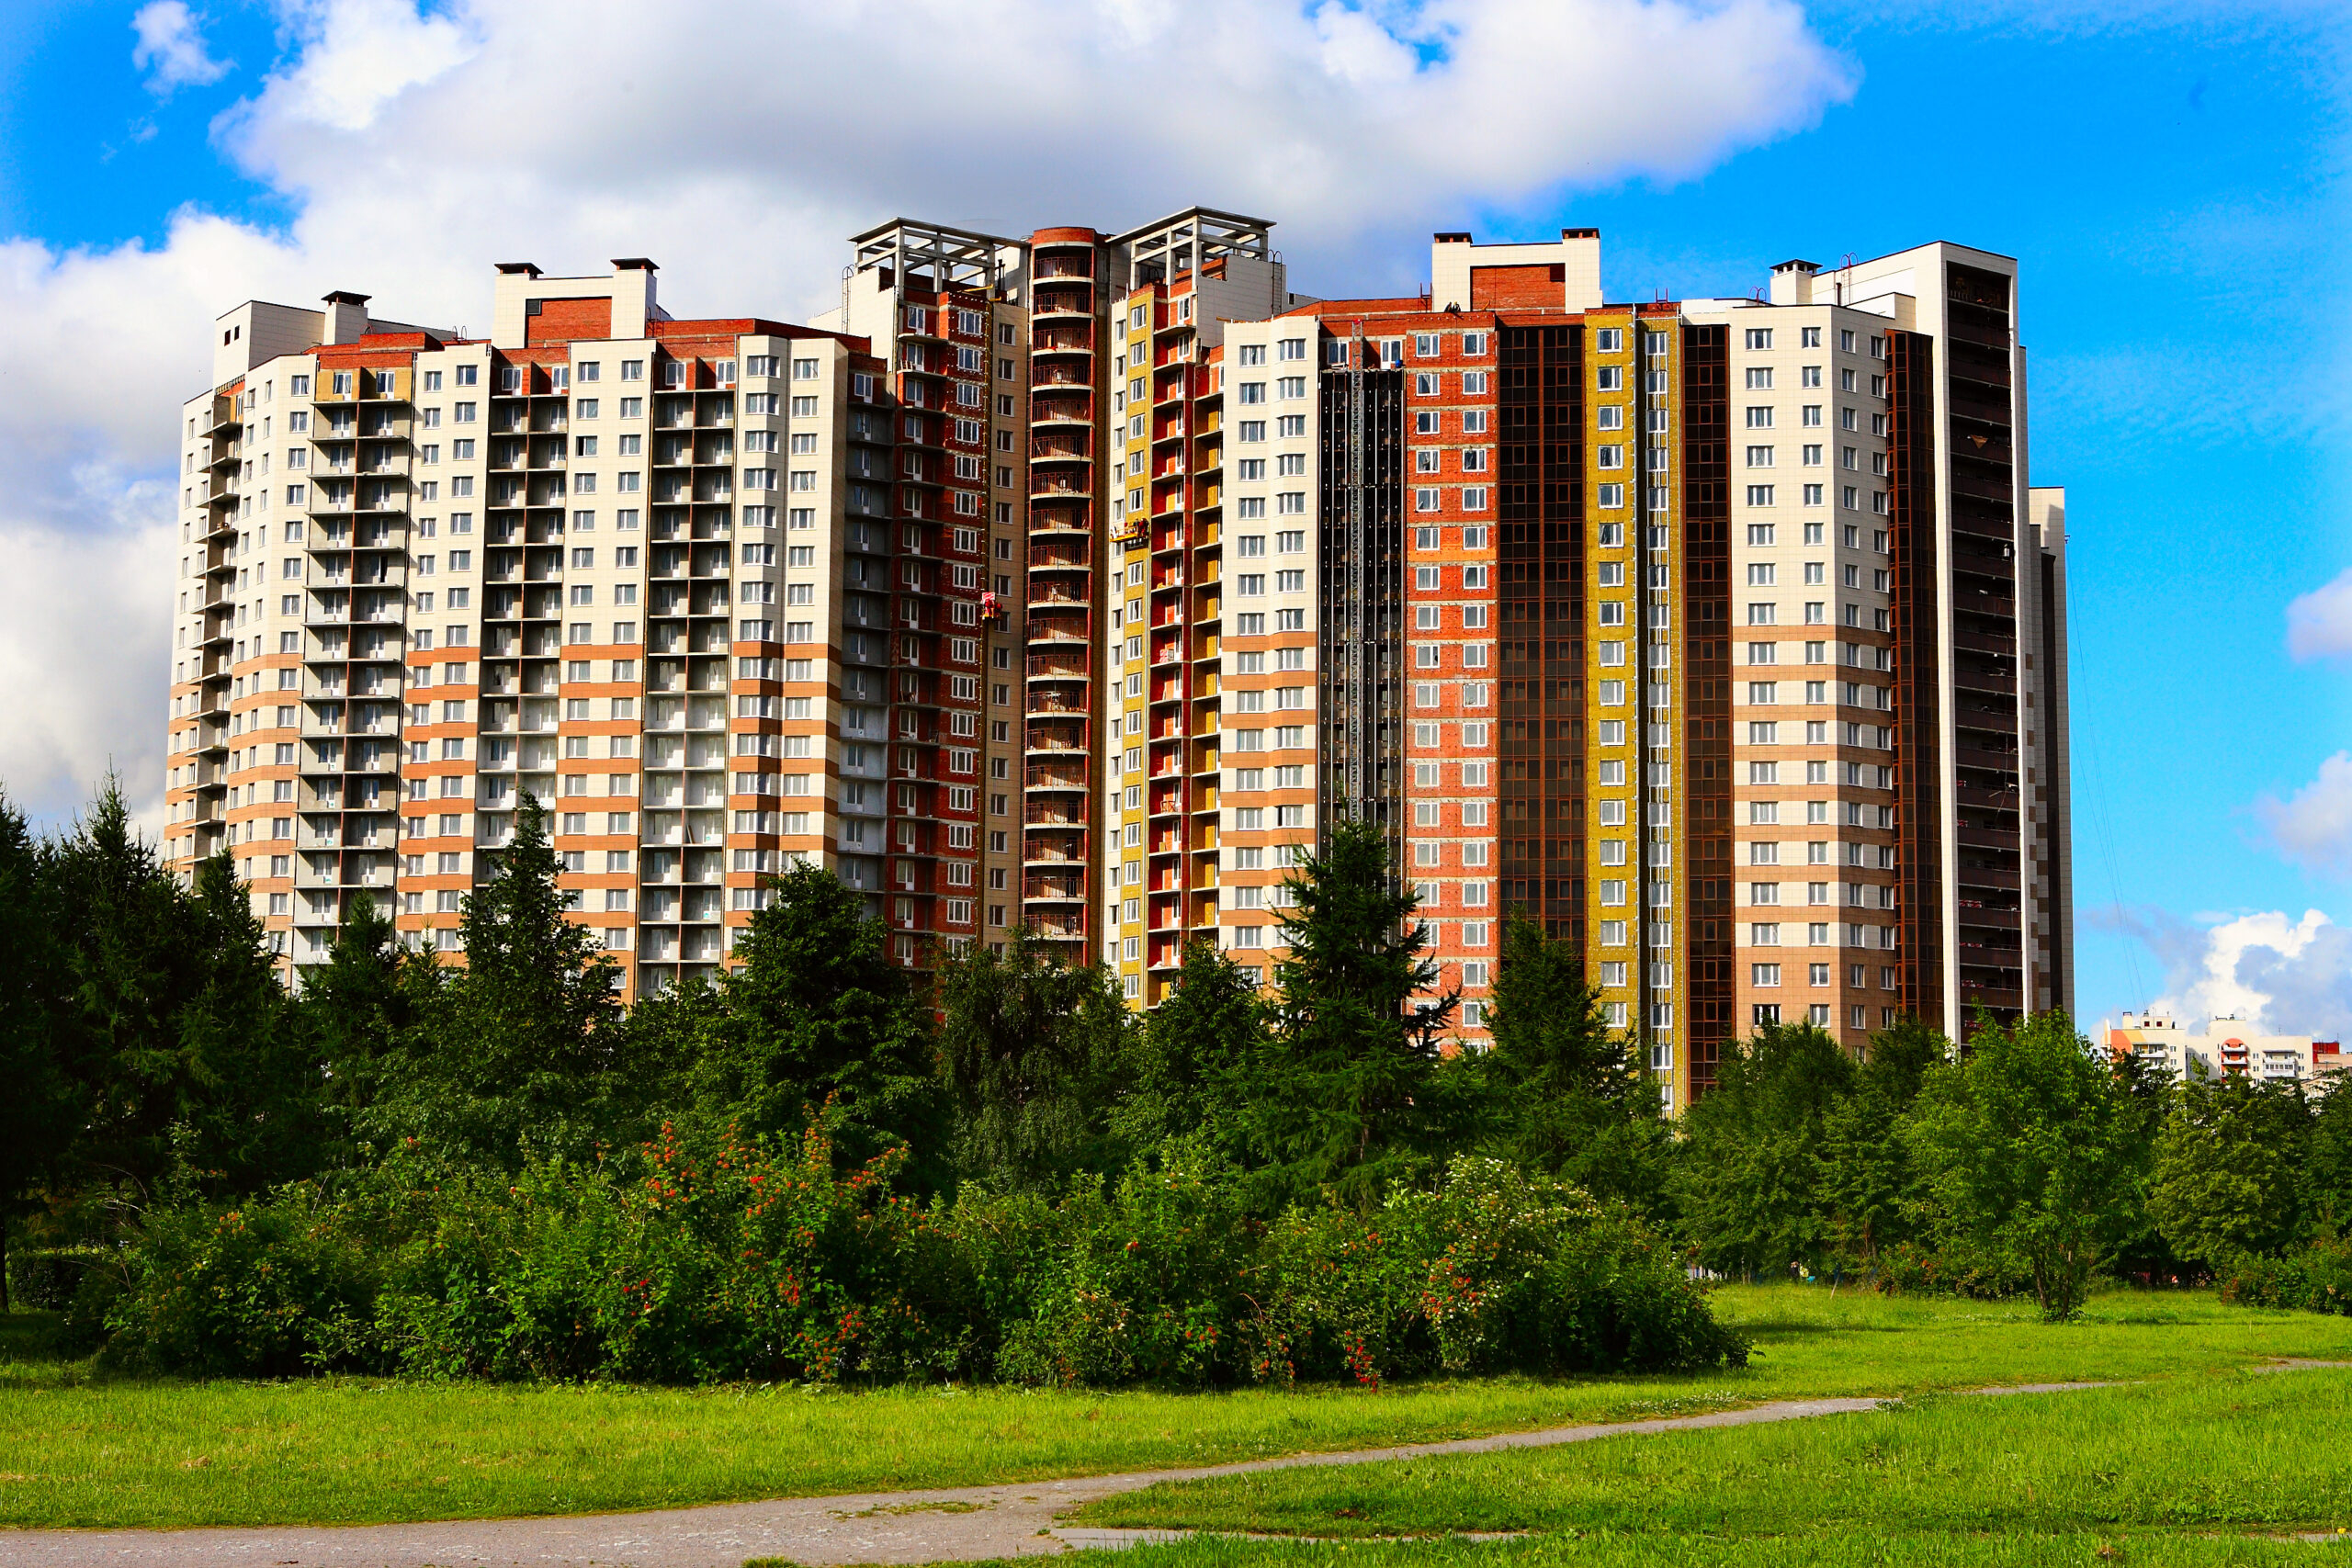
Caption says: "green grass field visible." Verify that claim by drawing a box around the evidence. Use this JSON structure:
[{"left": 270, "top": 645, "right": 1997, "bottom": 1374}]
[
  {"left": 1075, "top": 1372, "right": 2352, "bottom": 1536},
  {"left": 1063, "top": 1292, "right": 2352, "bottom": 1568},
  {"left": 2, "top": 1285, "right": 2348, "bottom": 1533},
  {"left": 1033, "top": 1529, "right": 2341, "bottom": 1568}
]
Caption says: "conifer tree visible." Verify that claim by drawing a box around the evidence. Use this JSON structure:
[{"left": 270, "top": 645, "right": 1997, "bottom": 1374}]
[
  {"left": 1114, "top": 937, "right": 1262, "bottom": 1156},
  {"left": 391, "top": 794, "right": 623, "bottom": 1162},
  {"left": 1484, "top": 913, "right": 1670, "bottom": 1219},
  {"left": 301, "top": 889, "right": 420, "bottom": 1159},
  {"left": 175, "top": 852, "right": 321, "bottom": 1190},
  {"left": 1247, "top": 817, "right": 1460, "bottom": 1202},
  {"left": 689, "top": 860, "right": 945, "bottom": 1185},
  {"left": 0, "top": 791, "right": 71, "bottom": 1308},
  {"left": 45, "top": 776, "right": 201, "bottom": 1201}
]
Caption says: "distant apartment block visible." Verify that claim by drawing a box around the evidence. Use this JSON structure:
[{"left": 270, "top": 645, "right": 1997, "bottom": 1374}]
[
  {"left": 167, "top": 214, "right": 2074, "bottom": 1110},
  {"left": 2108, "top": 1012, "right": 2345, "bottom": 1086}
]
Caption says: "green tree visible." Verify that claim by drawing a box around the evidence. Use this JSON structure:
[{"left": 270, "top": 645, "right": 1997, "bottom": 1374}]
[
  {"left": 936, "top": 927, "right": 1132, "bottom": 1188},
  {"left": 1820, "top": 1015, "right": 1945, "bottom": 1273},
  {"left": 173, "top": 852, "right": 322, "bottom": 1191},
  {"left": 1482, "top": 914, "right": 1671, "bottom": 1221},
  {"left": 378, "top": 795, "right": 625, "bottom": 1163},
  {"left": 1243, "top": 818, "right": 1462, "bottom": 1204},
  {"left": 43, "top": 776, "right": 205, "bottom": 1204},
  {"left": 1671, "top": 1021, "right": 1854, "bottom": 1280},
  {"left": 0, "top": 791, "right": 73, "bottom": 1308},
  {"left": 2148, "top": 1074, "right": 2313, "bottom": 1269},
  {"left": 300, "top": 890, "right": 424, "bottom": 1155},
  {"left": 1112, "top": 938, "right": 1261, "bottom": 1156},
  {"left": 1902, "top": 1011, "right": 2143, "bottom": 1321},
  {"left": 687, "top": 861, "right": 946, "bottom": 1186},
  {"left": 2311, "top": 1072, "right": 2352, "bottom": 1234}
]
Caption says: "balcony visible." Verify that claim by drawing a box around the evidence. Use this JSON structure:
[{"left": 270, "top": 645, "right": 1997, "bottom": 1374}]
[{"left": 1033, "top": 327, "right": 1095, "bottom": 355}]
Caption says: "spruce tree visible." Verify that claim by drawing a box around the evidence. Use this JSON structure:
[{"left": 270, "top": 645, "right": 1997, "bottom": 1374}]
[
  {"left": 175, "top": 852, "right": 322, "bottom": 1190},
  {"left": 301, "top": 889, "right": 417, "bottom": 1158},
  {"left": 401, "top": 794, "right": 623, "bottom": 1163},
  {"left": 1484, "top": 913, "right": 1670, "bottom": 1220},
  {"left": 0, "top": 791, "right": 71, "bottom": 1307},
  {"left": 690, "top": 860, "right": 945, "bottom": 1185},
  {"left": 1248, "top": 817, "right": 1459, "bottom": 1202},
  {"left": 45, "top": 775, "right": 201, "bottom": 1203},
  {"left": 1114, "top": 937, "right": 1261, "bottom": 1156}
]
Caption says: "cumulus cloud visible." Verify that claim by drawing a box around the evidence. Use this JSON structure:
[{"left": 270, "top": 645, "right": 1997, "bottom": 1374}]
[
  {"left": 0, "top": 0, "right": 1855, "bottom": 829},
  {"left": 2256, "top": 750, "right": 2352, "bottom": 878},
  {"left": 2104, "top": 905, "right": 2352, "bottom": 1038},
  {"left": 131, "top": 2, "right": 232, "bottom": 95},
  {"left": 2287, "top": 568, "right": 2352, "bottom": 661}
]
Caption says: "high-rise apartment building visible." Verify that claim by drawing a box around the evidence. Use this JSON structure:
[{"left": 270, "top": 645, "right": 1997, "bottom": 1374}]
[
  {"left": 166, "top": 218, "right": 2071, "bottom": 1109},
  {"left": 166, "top": 257, "right": 1030, "bottom": 996}
]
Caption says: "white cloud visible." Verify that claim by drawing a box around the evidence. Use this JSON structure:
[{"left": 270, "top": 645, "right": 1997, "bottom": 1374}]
[
  {"left": 131, "top": 2, "right": 232, "bottom": 95},
  {"left": 2287, "top": 568, "right": 2352, "bottom": 661},
  {"left": 0, "top": 0, "right": 1854, "bottom": 830},
  {"left": 2256, "top": 750, "right": 2352, "bottom": 878},
  {"left": 2112, "top": 905, "right": 2352, "bottom": 1038}
]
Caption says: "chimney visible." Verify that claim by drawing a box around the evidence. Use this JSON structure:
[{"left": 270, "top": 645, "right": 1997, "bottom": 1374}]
[
  {"left": 611, "top": 257, "right": 659, "bottom": 339},
  {"left": 491, "top": 263, "right": 544, "bottom": 347},
  {"left": 1770, "top": 258, "right": 1821, "bottom": 307},
  {"left": 1557, "top": 228, "right": 1601, "bottom": 311},
  {"left": 322, "top": 289, "right": 371, "bottom": 344}
]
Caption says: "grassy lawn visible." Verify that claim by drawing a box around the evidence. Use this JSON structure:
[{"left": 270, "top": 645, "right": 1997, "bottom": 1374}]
[
  {"left": 3, "top": 1285, "right": 2348, "bottom": 1531},
  {"left": 1035, "top": 1531, "right": 2339, "bottom": 1568},
  {"left": 1075, "top": 1371, "right": 2352, "bottom": 1536}
]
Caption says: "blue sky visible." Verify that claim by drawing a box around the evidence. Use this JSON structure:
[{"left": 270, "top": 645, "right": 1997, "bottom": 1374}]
[{"left": 0, "top": 0, "right": 2344, "bottom": 1033}]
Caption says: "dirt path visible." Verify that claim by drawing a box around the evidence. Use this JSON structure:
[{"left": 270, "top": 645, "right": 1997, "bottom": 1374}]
[{"left": 0, "top": 1397, "right": 1887, "bottom": 1568}]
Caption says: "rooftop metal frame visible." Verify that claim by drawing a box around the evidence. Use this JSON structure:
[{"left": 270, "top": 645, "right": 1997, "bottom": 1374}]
[
  {"left": 1109, "top": 207, "right": 1275, "bottom": 288},
  {"left": 848, "top": 218, "right": 1027, "bottom": 295}
]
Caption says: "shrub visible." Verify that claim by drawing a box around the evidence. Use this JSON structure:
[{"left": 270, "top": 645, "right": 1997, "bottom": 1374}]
[
  {"left": 99, "top": 1185, "right": 379, "bottom": 1377},
  {"left": 1388, "top": 1157, "right": 1747, "bottom": 1377},
  {"left": 1244, "top": 1156, "right": 1748, "bottom": 1387},
  {"left": 5, "top": 1247, "right": 105, "bottom": 1312},
  {"left": 96, "top": 1140, "right": 1746, "bottom": 1387},
  {"left": 2216, "top": 1234, "right": 2352, "bottom": 1315},
  {"left": 976, "top": 1137, "right": 1254, "bottom": 1387}
]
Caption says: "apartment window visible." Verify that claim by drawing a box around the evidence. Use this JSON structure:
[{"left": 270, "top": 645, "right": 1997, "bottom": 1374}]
[
  {"left": 1745, "top": 406, "right": 1773, "bottom": 428},
  {"left": 1746, "top": 446, "right": 1773, "bottom": 468},
  {"left": 1744, "top": 328, "right": 1773, "bottom": 350}
]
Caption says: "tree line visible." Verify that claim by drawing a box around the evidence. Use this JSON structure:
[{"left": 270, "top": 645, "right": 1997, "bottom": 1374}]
[{"left": 3, "top": 778, "right": 2346, "bottom": 1381}]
